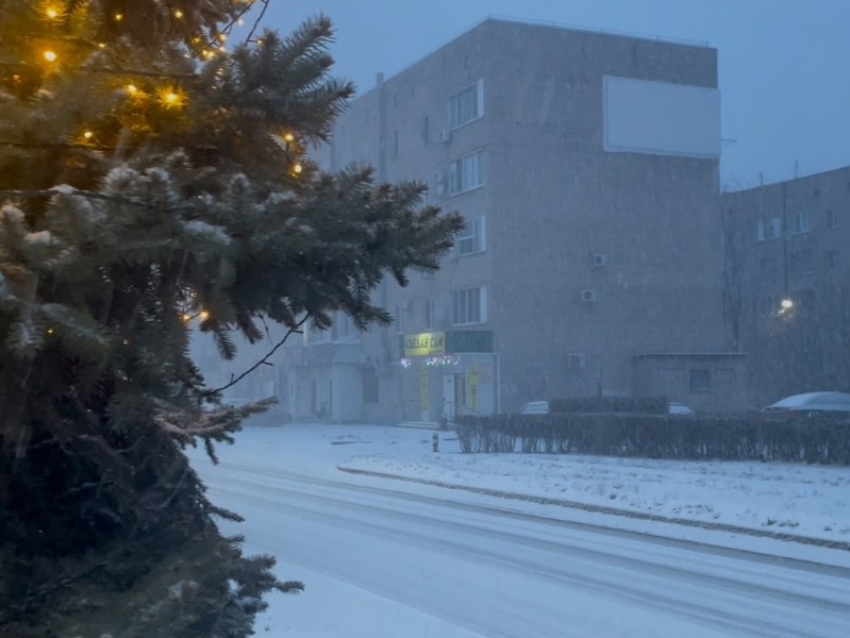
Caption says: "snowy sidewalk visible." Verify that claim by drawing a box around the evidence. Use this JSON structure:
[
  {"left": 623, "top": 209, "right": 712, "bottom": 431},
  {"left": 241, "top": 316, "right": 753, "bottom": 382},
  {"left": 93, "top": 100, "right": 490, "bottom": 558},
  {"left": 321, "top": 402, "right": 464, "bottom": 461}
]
[{"left": 336, "top": 430, "right": 850, "bottom": 545}]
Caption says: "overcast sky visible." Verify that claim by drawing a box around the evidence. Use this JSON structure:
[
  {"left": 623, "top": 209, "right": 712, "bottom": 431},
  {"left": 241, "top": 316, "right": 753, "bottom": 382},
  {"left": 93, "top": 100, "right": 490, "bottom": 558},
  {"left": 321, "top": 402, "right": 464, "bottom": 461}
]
[{"left": 262, "top": 0, "right": 850, "bottom": 189}]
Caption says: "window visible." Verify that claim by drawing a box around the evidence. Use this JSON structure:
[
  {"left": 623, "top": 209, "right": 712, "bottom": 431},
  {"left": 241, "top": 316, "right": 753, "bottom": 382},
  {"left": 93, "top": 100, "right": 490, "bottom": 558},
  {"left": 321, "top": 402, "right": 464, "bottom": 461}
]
[
  {"left": 757, "top": 217, "right": 780, "bottom": 241},
  {"left": 449, "top": 80, "right": 483, "bottom": 130},
  {"left": 456, "top": 216, "right": 485, "bottom": 256},
  {"left": 789, "top": 249, "right": 814, "bottom": 274},
  {"left": 794, "top": 211, "right": 811, "bottom": 234},
  {"left": 452, "top": 286, "right": 486, "bottom": 325},
  {"left": 334, "top": 312, "right": 352, "bottom": 339},
  {"left": 421, "top": 116, "right": 430, "bottom": 145},
  {"left": 423, "top": 299, "right": 434, "bottom": 329},
  {"left": 825, "top": 249, "right": 839, "bottom": 270},
  {"left": 362, "top": 367, "right": 379, "bottom": 404},
  {"left": 825, "top": 209, "right": 837, "bottom": 228},
  {"left": 800, "top": 289, "right": 816, "bottom": 311},
  {"left": 447, "top": 150, "right": 484, "bottom": 195},
  {"left": 689, "top": 369, "right": 711, "bottom": 393}
]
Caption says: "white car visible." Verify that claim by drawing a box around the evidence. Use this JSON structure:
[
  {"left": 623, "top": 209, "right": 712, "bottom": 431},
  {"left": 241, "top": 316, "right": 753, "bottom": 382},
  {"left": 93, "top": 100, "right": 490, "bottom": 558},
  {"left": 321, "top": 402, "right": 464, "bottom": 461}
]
[
  {"left": 762, "top": 392, "right": 850, "bottom": 419},
  {"left": 520, "top": 401, "right": 549, "bottom": 415},
  {"left": 667, "top": 402, "right": 695, "bottom": 416}
]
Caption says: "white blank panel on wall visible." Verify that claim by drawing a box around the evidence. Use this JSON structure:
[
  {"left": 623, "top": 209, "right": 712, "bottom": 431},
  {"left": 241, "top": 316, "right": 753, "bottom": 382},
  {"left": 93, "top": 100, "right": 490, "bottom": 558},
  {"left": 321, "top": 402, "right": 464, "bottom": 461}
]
[{"left": 603, "top": 76, "right": 721, "bottom": 159}]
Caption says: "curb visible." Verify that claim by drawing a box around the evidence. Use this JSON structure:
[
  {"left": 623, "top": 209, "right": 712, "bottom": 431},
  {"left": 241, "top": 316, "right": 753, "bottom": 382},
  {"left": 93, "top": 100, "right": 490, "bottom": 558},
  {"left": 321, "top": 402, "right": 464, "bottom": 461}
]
[
  {"left": 337, "top": 465, "right": 850, "bottom": 551},
  {"left": 394, "top": 422, "right": 443, "bottom": 430}
]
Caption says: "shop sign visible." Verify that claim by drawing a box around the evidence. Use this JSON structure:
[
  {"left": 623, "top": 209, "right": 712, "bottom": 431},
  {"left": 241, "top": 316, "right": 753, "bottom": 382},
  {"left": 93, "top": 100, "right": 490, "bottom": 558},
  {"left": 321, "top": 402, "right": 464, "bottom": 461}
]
[{"left": 403, "top": 331, "right": 445, "bottom": 357}]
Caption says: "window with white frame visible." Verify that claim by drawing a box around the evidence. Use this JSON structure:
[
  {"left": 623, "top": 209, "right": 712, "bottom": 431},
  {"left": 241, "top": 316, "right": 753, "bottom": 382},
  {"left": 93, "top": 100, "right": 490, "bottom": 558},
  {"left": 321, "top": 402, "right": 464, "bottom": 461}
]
[
  {"left": 449, "top": 80, "right": 484, "bottom": 130},
  {"left": 447, "top": 150, "right": 484, "bottom": 195},
  {"left": 456, "top": 216, "right": 485, "bottom": 256},
  {"left": 757, "top": 217, "right": 781, "bottom": 241},
  {"left": 452, "top": 286, "right": 486, "bottom": 326},
  {"left": 794, "top": 211, "right": 811, "bottom": 234}
]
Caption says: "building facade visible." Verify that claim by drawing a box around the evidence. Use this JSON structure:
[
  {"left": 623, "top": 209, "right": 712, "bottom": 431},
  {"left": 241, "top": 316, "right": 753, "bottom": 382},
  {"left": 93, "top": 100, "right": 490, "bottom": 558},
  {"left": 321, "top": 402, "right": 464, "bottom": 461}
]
[
  {"left": 722, "top": 166, "right": 850, "bottom": 406},
  {"left": 285, "top": 17, "right": 742, "bottom": 422}
]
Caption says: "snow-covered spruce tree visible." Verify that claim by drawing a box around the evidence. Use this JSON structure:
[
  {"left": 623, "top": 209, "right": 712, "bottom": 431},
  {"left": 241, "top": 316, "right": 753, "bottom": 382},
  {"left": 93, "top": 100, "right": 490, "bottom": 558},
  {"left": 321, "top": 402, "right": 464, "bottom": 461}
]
[{"left": 0, "top": 2, "right": 462, "bottom": 636}]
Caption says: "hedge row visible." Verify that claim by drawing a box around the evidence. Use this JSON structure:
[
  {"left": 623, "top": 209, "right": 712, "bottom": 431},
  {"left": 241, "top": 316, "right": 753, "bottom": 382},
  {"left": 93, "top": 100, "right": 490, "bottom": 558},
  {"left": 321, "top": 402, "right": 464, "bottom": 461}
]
[
  {"left": 454, "top": 413, "right": 850, "bottom": 464},
  {"left": 549, "top": 396, "right": 669, "bottom": 415}
]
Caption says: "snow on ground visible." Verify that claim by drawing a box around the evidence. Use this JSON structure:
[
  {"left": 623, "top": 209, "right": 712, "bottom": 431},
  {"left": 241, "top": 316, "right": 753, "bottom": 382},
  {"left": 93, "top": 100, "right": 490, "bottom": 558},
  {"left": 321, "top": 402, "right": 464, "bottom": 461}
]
[
  {"left": 247, "top": 563, "right": 487, "bottom": 638},
  {"left": 338, "top": 429, "right": 850, "bottom": 543},
  {"left": 189, "top": 419, "right": 850, "bottom": 637},
  {"left": 206, "top": 416, "right": 850, "bottom": 544}
]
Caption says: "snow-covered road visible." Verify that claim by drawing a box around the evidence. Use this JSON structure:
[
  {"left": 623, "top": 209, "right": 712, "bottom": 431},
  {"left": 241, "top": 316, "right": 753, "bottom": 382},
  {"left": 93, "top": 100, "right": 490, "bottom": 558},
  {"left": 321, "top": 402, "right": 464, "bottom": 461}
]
[{"left": 200, "top": 455, "right": 850, "bottom": 637}]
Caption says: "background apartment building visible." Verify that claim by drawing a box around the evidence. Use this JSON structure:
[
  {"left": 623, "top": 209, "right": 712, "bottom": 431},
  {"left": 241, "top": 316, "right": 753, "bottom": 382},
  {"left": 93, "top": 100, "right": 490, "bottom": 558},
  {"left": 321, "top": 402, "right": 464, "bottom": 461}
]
[
  {"left": 722, "top": 166, "right": 850, "bottom": 406},
  {"left": 281, "top": 17, "right": 745, "bottom": 423}
]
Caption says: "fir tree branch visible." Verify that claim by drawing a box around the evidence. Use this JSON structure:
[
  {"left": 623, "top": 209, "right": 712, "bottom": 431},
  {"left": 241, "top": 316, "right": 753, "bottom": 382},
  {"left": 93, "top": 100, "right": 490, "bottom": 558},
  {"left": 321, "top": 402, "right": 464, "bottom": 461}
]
[
  {"left": 202, "top": 314, "right": 310, "bottom": 397},
  {"left": 0, "top": 61, "right": 196, "bottom": 80},
  {"left": 245, "top": 0, "right": 271, "bottom": 45},
  {"left": 0, "top": 188, "right": 189, "bottom": 211}
]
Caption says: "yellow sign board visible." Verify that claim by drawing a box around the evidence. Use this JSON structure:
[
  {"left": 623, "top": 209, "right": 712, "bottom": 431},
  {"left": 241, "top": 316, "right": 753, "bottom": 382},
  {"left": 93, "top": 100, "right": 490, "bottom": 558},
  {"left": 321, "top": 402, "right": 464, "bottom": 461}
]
[{"left": 404, "top": 331, "right": 446, "bottom": 357}]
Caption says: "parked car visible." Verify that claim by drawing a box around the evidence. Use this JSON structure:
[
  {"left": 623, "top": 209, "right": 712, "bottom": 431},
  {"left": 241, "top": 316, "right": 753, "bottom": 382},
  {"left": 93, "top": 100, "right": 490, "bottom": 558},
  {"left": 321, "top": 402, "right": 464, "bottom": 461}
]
[
  {"left": 761, "top": 392, "right": 850, "bottom": 419},
  {"left": 667, "top": 402, "right": 695, "bottom": 416},
  {"left": 520, "top": 401, "right": 549, "bottom": 415}
]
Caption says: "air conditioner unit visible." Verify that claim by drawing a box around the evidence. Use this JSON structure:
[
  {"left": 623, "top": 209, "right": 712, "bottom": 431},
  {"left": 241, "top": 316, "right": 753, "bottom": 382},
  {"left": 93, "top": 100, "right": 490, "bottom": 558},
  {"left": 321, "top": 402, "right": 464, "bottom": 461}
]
[
  {"left": 437, "top": 129, "right": 451, "bottom": 144},
  {"left": 581, "top": 289, "right": 597, "bottom": 303},
  {"left": 591, "top": 253, "right": 608, "bottom": 268}
]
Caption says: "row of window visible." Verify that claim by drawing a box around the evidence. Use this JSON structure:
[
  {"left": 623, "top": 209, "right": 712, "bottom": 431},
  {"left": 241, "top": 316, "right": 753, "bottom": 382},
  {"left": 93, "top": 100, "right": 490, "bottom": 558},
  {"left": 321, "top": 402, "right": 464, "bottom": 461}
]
[
  {"left": 756, "top": 209, "right": 838, "bottom": 241},
  {"left": 758, "top": 249, "right": 840, "bottom": 273},
  {"left": 396, "top": 80, "right": 483, "bottom": 156},
  {"left": 789, "top": 248, "right": 840, "bottom": 274},
  {"left": 395, "top": 285, "right": 487, "bottom": 332}
]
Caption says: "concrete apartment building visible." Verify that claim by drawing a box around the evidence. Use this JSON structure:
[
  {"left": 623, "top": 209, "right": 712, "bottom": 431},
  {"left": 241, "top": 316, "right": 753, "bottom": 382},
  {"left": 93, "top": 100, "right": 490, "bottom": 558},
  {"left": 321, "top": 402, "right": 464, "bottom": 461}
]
[
  {"left": 722, "top": 166, "right": 850, "bottom": 406},
  {"left": 281, "top": 17, "right": 746, "bottom": 423}
]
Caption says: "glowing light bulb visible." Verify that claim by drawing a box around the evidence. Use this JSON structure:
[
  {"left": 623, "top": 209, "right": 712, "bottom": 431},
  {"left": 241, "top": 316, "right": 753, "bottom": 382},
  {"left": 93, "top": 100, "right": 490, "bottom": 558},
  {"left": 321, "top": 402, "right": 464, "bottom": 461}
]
[
  {"left": 199, "top": 310, "right": 210, "bottom": 321},
  {"left": 284, "top": 133, "right": 295, "bottom": 142},
  {"left": 114, "top": 13, "right": 123, "bottom": 21},
  {"left": 43, "top": 50, "right": 57, "bottom": 62},
  {"left": 125, "top": 84, "right": 138, "bottom": 95},
  {"left": 45, "top": 7, "right": 59, "bottom": 19},
  {"left": 83, "top": 131, "right": 93, "bottom": 139},
  {"left": 237, "top": 18, "right": 245, "bottom": 26},
  {"left": 165, "top": 92, "right": 179, "bottom": 103},
  {"left": 174, "top": 9, "right": 184, "bottom": 18},
  {"left": 182, "top": 313, "right": 191, "bottom": 322},
  {"left": 98, "top": 42, "right": 106, "bottom": 49},
  {"left": 293, "top": 163, "right": 303, "bottom": 174}
]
